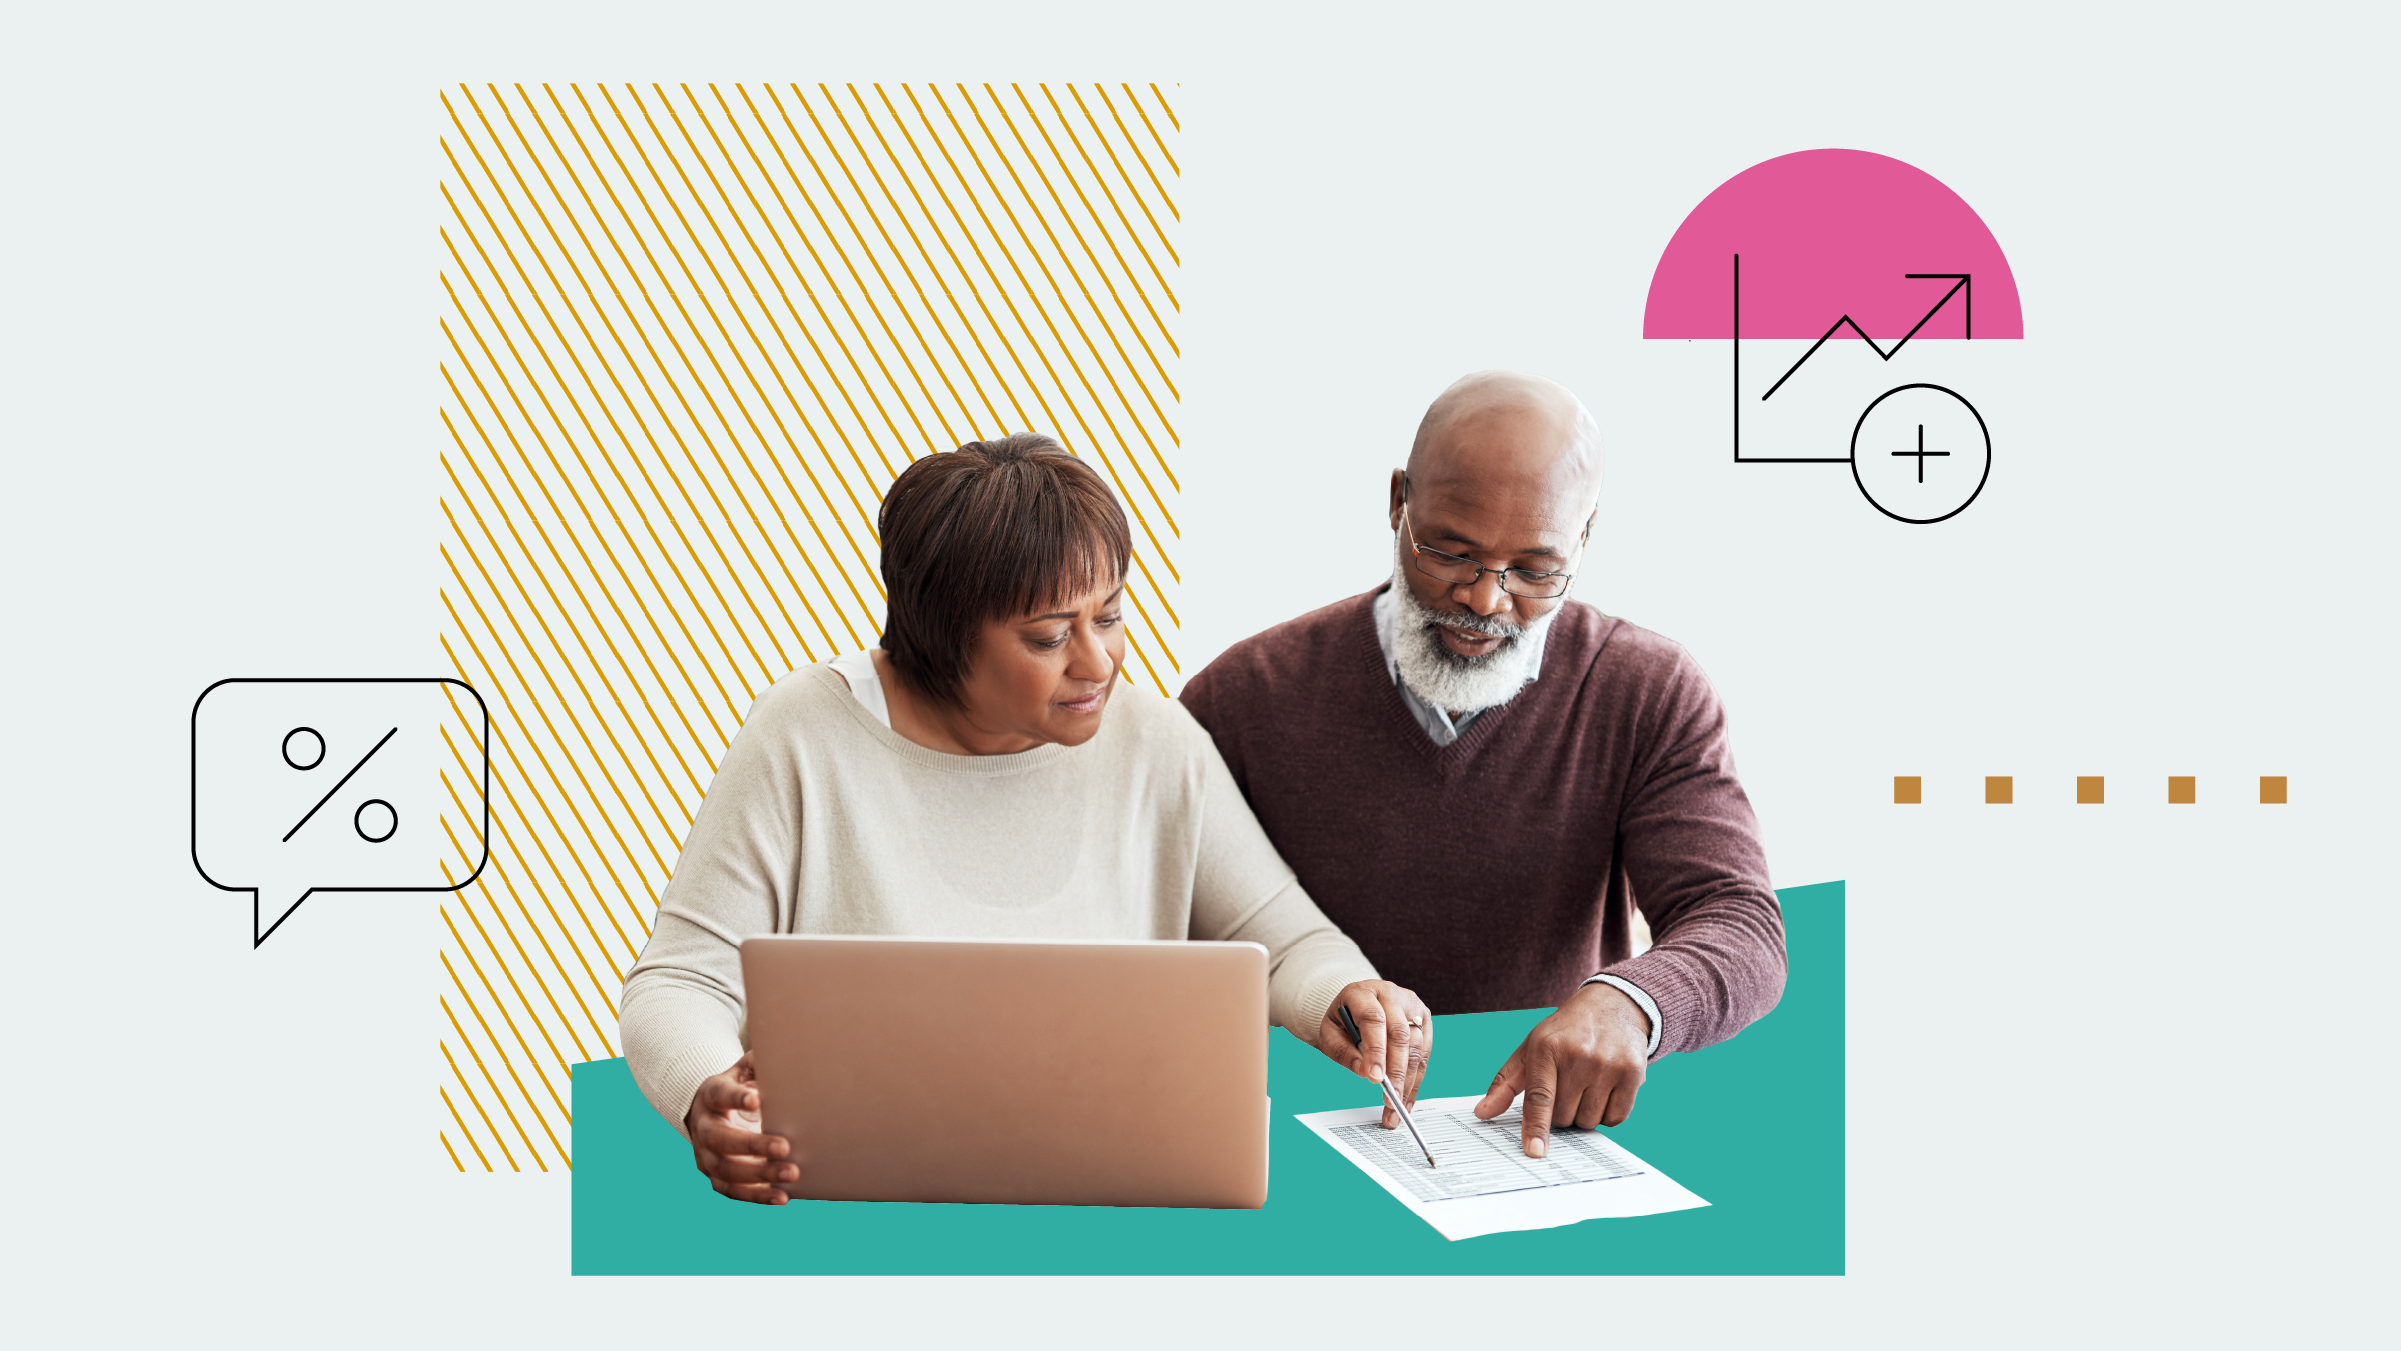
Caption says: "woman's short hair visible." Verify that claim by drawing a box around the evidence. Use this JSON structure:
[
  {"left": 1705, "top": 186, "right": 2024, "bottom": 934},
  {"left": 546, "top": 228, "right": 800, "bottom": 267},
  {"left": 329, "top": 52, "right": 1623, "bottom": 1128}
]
[{"left": 877, "top": 433, "right": 1133, "bottom": 707}]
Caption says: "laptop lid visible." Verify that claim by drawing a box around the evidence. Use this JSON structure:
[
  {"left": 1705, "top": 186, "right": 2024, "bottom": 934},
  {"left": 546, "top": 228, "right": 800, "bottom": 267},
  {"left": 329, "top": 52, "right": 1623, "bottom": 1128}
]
[{"left": 739, "top": 935, "right": 1270, "bottom": 1209}]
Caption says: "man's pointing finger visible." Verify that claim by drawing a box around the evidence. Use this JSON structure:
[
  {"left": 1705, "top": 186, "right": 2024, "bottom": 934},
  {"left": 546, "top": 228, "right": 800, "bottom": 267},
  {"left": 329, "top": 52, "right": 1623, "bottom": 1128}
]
[{"left": 1519, "top": 1048, "right": 1557, "bottom": 1159}]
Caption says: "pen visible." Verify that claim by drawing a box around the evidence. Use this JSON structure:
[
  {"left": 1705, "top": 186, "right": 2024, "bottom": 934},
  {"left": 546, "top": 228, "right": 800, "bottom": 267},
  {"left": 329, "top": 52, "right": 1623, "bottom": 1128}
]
[{"left": 1337, "top": 1004, "right": 1438, "bottom": 1169}]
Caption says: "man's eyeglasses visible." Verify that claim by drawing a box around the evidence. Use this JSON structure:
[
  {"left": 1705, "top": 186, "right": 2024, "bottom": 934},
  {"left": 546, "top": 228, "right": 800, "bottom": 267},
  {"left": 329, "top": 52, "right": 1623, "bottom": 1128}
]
[{"left": 1399, "top": 475, "right": 1584, "bottom": 600}]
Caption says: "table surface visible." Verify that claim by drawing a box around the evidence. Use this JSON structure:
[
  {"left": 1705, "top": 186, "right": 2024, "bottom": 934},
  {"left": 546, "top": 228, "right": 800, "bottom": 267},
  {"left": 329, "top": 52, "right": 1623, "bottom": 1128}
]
[{"left": 572, "top": 881, "right": 1842, "bottom": 1275}]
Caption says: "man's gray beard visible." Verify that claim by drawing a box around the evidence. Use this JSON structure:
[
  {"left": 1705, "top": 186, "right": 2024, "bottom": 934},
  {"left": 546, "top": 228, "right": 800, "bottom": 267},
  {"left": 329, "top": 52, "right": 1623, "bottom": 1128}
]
[{"left": 1389, "top": 554, "right": 1560, "bottom": 715}]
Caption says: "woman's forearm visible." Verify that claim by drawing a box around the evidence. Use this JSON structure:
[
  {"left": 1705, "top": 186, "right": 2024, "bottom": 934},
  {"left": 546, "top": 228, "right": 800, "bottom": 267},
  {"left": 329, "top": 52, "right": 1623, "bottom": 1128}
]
[
  {"left": 621, "top": 955, "right": 747, "bottom": 1138},
  {"left": 1216, "top": 877, "right": 1379, "bottom": 1035}
]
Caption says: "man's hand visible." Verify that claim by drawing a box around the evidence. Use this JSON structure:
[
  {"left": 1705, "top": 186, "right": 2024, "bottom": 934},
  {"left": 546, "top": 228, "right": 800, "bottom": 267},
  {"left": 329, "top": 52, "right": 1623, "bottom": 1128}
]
[
  {"left": 684, "top": 1052, "right": 796, "bottom": 1205},
  {"left": 1473, "top": 981, "right": 1651, "bottom": 1157},
  {"left": 1310, "top": 979, "right": 1433, "bottom": 1128}
]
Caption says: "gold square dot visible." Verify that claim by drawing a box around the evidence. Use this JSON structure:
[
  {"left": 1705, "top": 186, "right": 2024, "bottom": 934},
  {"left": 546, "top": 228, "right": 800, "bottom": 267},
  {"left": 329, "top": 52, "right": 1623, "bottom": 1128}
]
[
  {"left": 2260, "top": 776, "right": 2287, "bottom": 804},
  {"left": 2075, "top": 776, "right": 2104, "bottom": 804},
  {"left": 1985, "top": 775, "right": 2013, "bottom": 804},
  {"left": 1893, "top": 776, "right": 1922, "bottom": 804},
  {"left": 2168, "top": 776, "right": 2195, "bottom": 804}
]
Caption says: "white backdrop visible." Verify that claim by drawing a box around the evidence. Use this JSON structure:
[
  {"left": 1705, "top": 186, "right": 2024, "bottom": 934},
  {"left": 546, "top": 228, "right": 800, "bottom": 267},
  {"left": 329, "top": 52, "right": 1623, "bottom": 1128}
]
[{"left": 4, "top": 2, "right": 2391, "bottom": 1345}]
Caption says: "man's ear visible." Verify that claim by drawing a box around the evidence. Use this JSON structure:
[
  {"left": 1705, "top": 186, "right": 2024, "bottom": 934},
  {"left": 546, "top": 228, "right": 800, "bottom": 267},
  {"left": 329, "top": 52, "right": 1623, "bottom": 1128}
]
[{"left": 1388, "top": 468, "right": 1408, "bottom": 531}]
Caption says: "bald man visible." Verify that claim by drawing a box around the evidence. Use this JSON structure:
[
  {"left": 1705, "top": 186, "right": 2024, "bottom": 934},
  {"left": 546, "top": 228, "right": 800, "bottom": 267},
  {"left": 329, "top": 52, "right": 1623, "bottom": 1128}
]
[{"left": 1180, "top": 371, "right": 1786, "bottom": 1159}]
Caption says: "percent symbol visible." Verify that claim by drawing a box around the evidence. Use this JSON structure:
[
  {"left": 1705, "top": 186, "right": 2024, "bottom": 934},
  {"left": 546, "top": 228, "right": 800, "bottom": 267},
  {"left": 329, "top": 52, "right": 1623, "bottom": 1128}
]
[{"left": 280, "top": 726, "right": 400, "bottom": 844}]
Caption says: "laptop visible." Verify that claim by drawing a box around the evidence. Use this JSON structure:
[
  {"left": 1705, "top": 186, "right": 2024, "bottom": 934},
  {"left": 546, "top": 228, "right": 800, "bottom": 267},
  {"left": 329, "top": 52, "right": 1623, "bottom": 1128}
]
[{"left": 739, "top": 934, "right": 1271, "bottom": 1209}]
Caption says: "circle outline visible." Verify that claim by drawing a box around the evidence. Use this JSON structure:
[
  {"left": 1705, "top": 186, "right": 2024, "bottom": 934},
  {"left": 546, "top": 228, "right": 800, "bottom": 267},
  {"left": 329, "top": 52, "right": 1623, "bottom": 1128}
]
[
  {"left": 353, "top": 798, "right": 399, "bottom": 844},
  {"left": 282, "top": 726, "right": 326, "bottom": 771},
  {"left": 1849, "top": 382, "right": 1993, "bottom": 525}
]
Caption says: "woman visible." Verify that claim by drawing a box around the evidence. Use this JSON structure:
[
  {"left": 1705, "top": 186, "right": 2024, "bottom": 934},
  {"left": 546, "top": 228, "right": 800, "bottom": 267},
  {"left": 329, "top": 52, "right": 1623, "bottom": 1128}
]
[{"left": 621, "top": 433, "right": 1430, "bottom": 1205}]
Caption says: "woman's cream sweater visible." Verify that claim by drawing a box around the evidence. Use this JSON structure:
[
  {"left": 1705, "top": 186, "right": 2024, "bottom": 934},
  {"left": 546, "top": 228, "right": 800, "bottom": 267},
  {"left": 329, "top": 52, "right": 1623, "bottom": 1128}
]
[{"left": 620, "top": 662, "right": 1377, "bottom": 1133}]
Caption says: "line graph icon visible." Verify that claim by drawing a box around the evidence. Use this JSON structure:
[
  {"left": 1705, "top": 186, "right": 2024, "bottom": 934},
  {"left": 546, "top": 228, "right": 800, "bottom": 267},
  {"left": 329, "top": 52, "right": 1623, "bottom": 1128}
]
[
  {"left": 191, "top": 678, "right": 490, "bottom": 944},
  {"left": 1757, "top": 270, "right": 1972, "bottom": 403},
  {"left": 1646, "top": 149, "right": 2024, "bottom": 523}
]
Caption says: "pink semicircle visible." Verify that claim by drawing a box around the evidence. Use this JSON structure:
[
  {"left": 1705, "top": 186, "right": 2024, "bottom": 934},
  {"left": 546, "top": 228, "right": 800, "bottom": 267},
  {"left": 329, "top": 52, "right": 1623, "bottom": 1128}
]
[{"left": 1642, "top": 149, "right": 2023, "bottom": 340}]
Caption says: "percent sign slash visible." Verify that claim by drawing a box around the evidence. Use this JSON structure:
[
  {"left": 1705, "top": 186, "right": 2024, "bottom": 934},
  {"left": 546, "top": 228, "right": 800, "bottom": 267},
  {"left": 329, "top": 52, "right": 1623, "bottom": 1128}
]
[{"left": 280, "top": 727, "right": 399, "bottom": 843}]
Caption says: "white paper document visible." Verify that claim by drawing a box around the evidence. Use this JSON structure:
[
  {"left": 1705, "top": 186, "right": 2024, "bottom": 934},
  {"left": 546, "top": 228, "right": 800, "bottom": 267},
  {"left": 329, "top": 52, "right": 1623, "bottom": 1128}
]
[{"left": 1296, "top": 1095, "right": 1709, "bottom": 1241}]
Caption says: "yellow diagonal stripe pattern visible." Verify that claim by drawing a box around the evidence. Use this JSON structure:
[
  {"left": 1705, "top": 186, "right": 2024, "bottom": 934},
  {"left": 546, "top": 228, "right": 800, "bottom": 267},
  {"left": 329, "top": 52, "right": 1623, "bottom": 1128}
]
[{"left": 435, "top": 82, "right": 1182, "bottom": 1170}]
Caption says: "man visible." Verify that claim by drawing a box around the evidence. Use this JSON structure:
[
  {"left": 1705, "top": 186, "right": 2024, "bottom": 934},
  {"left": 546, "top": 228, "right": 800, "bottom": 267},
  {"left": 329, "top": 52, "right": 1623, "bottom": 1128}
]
[{"left": 1180, "top": 370, "right": 1786, "bottom": 1159}]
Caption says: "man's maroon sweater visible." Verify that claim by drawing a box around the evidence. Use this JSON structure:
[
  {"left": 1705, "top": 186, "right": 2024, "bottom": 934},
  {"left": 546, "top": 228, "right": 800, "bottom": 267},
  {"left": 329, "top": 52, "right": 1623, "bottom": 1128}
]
[{"left": 1180, "top": 587, "right": 1786, "bottom": 1056}]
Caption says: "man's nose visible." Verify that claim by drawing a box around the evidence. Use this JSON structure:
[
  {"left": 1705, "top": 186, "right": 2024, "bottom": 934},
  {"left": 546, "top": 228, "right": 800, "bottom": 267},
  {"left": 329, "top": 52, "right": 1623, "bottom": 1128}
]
[{"left": 1456, "top": 569, "right": 1514, "bottom": 618}]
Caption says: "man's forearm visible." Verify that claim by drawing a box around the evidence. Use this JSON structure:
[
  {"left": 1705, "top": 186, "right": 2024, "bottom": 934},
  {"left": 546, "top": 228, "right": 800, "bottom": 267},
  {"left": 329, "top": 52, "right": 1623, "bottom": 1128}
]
[{"left": 1597, "top": 886, "right": 1786, "bottom": 1056}]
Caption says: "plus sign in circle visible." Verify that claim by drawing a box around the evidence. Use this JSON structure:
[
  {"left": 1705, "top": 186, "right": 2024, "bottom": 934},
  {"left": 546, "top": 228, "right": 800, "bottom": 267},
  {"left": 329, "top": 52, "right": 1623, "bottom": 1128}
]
[{"left": 1849, "top": 383, "right": 1991, "bottom": 524}]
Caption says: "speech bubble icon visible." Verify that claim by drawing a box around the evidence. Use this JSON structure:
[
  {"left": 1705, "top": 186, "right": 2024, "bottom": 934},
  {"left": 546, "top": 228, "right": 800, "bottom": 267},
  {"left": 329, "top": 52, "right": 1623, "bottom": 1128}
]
[{"left": 191, "top": 678, "right": 490, "bottom": 944}]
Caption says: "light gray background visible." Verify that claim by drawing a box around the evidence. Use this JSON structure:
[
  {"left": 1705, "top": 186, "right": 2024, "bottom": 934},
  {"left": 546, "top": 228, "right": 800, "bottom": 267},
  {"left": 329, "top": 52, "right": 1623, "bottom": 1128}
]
[{"left": 4, "top": 2, "right": 2391, "bottom": 1345}]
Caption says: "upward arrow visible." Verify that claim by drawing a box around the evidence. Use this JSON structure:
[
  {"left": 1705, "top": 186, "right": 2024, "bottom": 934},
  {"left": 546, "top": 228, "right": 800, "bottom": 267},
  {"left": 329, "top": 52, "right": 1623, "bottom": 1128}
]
[{"left": 1760, "top": 273, "right": 1972, "bottom": 402}]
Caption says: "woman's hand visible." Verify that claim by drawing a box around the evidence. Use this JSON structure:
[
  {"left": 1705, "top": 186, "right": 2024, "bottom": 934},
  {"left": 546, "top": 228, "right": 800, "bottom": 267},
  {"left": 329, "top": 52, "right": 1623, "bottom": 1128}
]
[
  {"left": 1311, "top": 979, "right": 1434, "bottom": 1128},
  {"left": 684, "top": 1052, "right": 796, "bottom": 1205}
]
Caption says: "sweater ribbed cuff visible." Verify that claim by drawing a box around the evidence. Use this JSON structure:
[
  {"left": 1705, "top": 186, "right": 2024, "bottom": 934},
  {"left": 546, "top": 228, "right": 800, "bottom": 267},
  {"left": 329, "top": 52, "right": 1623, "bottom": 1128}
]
[
  {"left": 1595, "top": 951, "right": 1709, "bottom": 1059},
  {"left": 1279, "top": 957, "right": 1376, "bottom": 1042},
  {"left": 633, "top": 1034, "right": 747, "bottom": 1141}
]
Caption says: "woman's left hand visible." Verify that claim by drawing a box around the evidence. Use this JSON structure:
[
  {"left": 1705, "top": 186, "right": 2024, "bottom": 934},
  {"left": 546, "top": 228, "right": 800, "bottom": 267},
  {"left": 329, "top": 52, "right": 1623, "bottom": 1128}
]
[{"left": 1313, "top": 979, "right": 1434, "bottom": 1128}]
